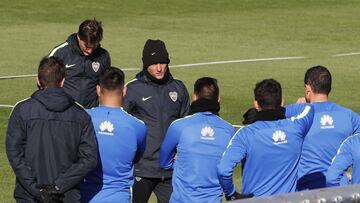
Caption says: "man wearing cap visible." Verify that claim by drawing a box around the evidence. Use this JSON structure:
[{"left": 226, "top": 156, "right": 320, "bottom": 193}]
[{"left": 123, "top": 39, "right": 190, "bottom": 203}]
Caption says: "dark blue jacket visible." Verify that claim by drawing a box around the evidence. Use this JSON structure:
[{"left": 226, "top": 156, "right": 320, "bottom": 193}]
[
  {"left": 123, "top": 71, "right": 190, "bottom": 178},
  {"left": 6, "top": 88, "right": 98, "bottom": 202},
  {"left": 49, "top": 34, "right": 111, "bottom": 108}
]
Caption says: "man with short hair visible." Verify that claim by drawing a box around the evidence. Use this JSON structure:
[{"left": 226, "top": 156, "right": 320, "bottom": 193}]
[
  {"left": 159, "top": 77, "right": 235, "bottom": 203},
  {"left": 285, "top": 65, "right": 360, "bottom": 191},
  {"left": 49, "top": 18, "right": 111, "bottom": 108},
  {"left": 80, "top": 67, "right": 147, "bottom": 202},
  {"left": 218, "top": 79, "right": 314, "bottom": 198},
  {"left": 124, "top": 39, "right": 190, "bottom": 203},
  {"left": 6, "top": 56, "right": 98, "bottom": 202}
]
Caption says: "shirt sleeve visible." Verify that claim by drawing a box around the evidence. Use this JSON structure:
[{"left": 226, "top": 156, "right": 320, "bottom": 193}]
[
  {"left": 6, "top": 105, "right": 40, "bottom": 197},
  {"left": 159, "top": 123, "right": 181, "bottom": 170},
  {"left": 291, "top": 104, "right": 314, "bottom": 136},
  {"left": 285, "top": 103, "right": 307, "bottom": 118},
  {"left": 134, "top": 122, "right": 147, "bottom": 163},
  {"left": 350, "top": 110, "right": 360, "bottom": 135},
  {"left": 54, "top": 113, "right": 98, "bottom": 193},
  {"left": 326, "top": 136, "right": 354, "bottom": 187},
  {"left": 217, "top": 128, "right": 248, "bottom": 196}
]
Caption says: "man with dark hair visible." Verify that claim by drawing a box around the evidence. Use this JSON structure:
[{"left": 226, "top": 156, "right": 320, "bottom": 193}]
[
  {"left": 80, "top": 67, "right": 147, "bottom": 202},
  {"left": 218, "top": 79, "right": 314, "bottom": 198},
  {"left": 6, "top": 56, "right": 98, "bottom": 202},
  {"left": 49, "top": 18, "right": 111, "bottom": 109},
  {"left": 123, "top": 39, "right": 189, "bottom": 203},
  {"left": 159, "top": 77, "right": 235, "bottom": 203},
  {"left": 285, "top": 65, "right": 360, "bottom": 191}
]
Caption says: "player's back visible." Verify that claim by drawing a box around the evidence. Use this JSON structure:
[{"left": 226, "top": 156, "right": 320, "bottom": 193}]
[
  {"left": 286, "top": 102, "right": 360, "bottom": 179},
  {"left": 81, "top": 106, "right": 146, "bottom": 202},
  {"left": 240, "top": 118, "right": 305, "bottom": 196},
  {"left": 171, "top": 112, "right": 234, "bottom": 203}
]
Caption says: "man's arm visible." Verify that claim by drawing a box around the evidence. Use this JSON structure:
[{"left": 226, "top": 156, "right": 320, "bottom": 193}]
[
  {"left": 134, "top": 122, "right": 147, "bottom": 163},
  {"left": 159, "top": 123, "right": 181, "bottom": 169},
  {"left": 350, "top": 111, "right": 360, "bottom": 135},
  {"left": 123, "top": 83, "right": 136, "bottom": 113},
  {"left": 218, "top": 129, "right": 248, "bottom": 196},
  {"left": 326, "top": 136, "right": 355, "bottom": 187},
  {"left": 54, "top": 114, "right": 98, "bottom": 193},
  {"left": 179, "top": 82, "right": 190, "bottom": 118},
  {"left": 291, "top": 104, "right": 314, "bottom": 136},
  {"left": 6, "top": 105, "right": 40, "bottom": 197}
]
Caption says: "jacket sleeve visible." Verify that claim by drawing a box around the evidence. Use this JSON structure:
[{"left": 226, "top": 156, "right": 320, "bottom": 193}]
[
  {"left": 134, "top": 122, "right": 147, "bottom": 163},
  {"left": 350, "top": 110, "right": 360, "bottom": 134},
  {"left": 292, "top": 104, "right": 314, "bottom": 136},
  {"left": 6, "top": 105, "right": 40, "bottom": 197},
  {"left": 326, "top": 136, "right": 354, "bottom": 187},
  {"left": 159, "top": 123, "right": 181, "bottom": 169},
  {"left": 123, "top": 84, "right": 136, "bottom": 114},
  {"left": 217, "top": 129, "right": 248, "bottom": 196},
  {"left": 179, "top": 82, "right": 190, "bottom": 118},
  {"left": 54, "top": 114, "right": 98, "bottom": 193}
]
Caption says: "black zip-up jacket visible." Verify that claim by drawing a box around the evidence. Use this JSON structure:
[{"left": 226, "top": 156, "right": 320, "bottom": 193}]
[
  {"left": 49, "top": 33, "right": 111, "bottom": 108},
  {"left": 123, "top": 71, "right": 190, "bottom": 178},
  {"left": 6, "top": 88, "right": 98, "bottom": 202}
]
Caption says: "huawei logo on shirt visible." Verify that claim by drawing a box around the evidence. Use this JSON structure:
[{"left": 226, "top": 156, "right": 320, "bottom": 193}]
[
  {"left": 99, "top": 121, "right": 114, "bottom": 136},
  {"left": 272, "top": 130, "right": 287, "bottom": 145},
  {"left": 320, "top": 115, "right": 334, "bottom": 129},
  {"left": 201, "top": 126, "right": 215, "bottom": 140}
]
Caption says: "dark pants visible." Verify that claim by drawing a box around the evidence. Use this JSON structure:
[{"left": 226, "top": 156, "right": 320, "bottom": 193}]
[
  {"left": 132, "top": 177, "right": 172, "bottom": 203},
  {"left": 296, "top": 172, "right": 326, "bottom": 191}
]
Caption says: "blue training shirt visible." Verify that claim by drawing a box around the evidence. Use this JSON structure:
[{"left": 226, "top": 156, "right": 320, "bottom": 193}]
[
  {"left": 285, "top": 102, "right": 360, "bottom": 180},
  {"left": 218, "top": 106, "right": 313, "bottom": 196},
  {"left": 326, "top": 133, "right": 360, "bottom": 186},
  {"left": 159, "top": 112, "right": 235, "bottom": 203},
  {"left": 80, "top": 106, "right": 146, "bottom": 203}
]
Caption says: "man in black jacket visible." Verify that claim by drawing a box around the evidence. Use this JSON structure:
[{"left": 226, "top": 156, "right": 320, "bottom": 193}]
[
  {"left": 49, "top": 19, "right": 111, "bottom": 108},
  {"left": 6, "top": 56, "right": 98, "bottom": 202},
  {"left": 124, "top": 39, "right": 190, "bottom": 203}
]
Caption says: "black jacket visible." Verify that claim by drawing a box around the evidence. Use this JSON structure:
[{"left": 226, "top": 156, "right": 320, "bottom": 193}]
[
  {"left": 49, "top": 33, "right": 111, "bottom": 108},
  {"left": 6, "top": 88, "right": 98, "bottom": 202},
  {"left": 123, "top": 71, "right": 190, "bottom": 178}
]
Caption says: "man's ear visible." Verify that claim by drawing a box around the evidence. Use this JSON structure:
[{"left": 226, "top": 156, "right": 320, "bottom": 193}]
[
  {"left": 281, "top": 98, "right": 285, "bottom": 107},
  {"left": 304, "top": 84, "right": 312, "bottom": 97},
  {"left": 37, "top": 77, "right": 41, "bottom": 88},
  {"left": 253, "top": 100, "right": 261, "bottom": 111},
  {"left": 122, "top": 86, "right": 127, "bottom": 97},
  {"left": 96, "top": 85, "right": 101, "bottom": 97},
  {"left": 192, "top": 93, "right": 198, "bottom": 102},
  {"left": 60, "top": 78, "right": 65, "bottom": 88},
  {"left": 217, "top": 96, "right": 221, "bottom": 103}
]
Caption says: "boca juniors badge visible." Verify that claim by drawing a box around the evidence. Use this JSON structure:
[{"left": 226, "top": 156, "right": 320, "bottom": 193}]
[
  {"left": 92, "top": 62, "right": 100, "bottom": 72},
  {"left": 169, "top": 91, "right": 178, "bottom": 102}
]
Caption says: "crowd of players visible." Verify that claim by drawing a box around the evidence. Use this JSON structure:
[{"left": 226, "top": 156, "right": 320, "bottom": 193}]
[{"left": 5, "top": 19, "right": 360, "bottom": 203}]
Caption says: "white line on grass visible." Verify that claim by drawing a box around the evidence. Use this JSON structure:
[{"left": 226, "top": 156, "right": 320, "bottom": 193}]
[
  {"left": 0, "top": 104, "right": 14, "bottom": 108},
  {"left": 333, "top": 52, "right": 360, "bottom": 57}
]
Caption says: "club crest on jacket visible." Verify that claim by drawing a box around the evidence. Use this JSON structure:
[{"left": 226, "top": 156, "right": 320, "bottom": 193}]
[
  {"left": 169, "top": 91, "right": 178, "bottom": 102},
  {"left": 92, "top": 61, "right": 100, "bottom": 72}
]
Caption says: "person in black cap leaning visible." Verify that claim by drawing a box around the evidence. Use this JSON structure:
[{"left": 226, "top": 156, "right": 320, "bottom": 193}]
[
  {"left": 49, "top": 18, "right": 111, "bottom": 109},
  {"left": 123, "top": 39, "right": 190, "bottom": 203}
]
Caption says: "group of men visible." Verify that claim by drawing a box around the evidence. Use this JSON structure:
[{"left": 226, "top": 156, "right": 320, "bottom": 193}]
[{"left": 5, "top": 18, "right": 360, "bottom": 203}]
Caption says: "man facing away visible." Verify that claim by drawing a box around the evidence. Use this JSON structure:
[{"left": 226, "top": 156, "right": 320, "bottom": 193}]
[
  {"left": 49, "top": 18, "right": 111, "bottom": 109},
  {"left": 285, "top": 65, "right": 360, "bottom": 190},
  {"left": 123, "top": 39, "right": 189, "bottom": 203},
  {"left": 159, "top": 77, "right": 235, "bottom": 203},
  {"left": 6, "top": 56, "right": 98, "bottom": 202},
  {"left": 80, "top": 67, "right": 147, "bottom": 202},
  {"left": 218, "top": 79, "right": 314, "bottom": 198}
]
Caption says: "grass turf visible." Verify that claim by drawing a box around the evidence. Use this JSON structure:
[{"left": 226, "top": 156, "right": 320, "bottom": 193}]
[{"left": 1, "top": 0, "right": 360, "bottom": 202}]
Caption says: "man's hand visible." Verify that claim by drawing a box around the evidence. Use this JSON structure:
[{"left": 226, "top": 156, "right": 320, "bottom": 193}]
[
  {"left": 296, "top": 97, "right": 306, "bottom": 104},
  {"left": 37, "top": 185, "right": 64, "bottom": 203},
  {"left": 225, "top": 191, "right": 254, "bottom": 201}
]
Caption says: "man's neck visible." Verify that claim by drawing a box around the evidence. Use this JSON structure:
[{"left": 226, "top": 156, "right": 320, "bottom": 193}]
[
  {"left": 309, "top": 94, "right": 328, "bottom": 103},
  {"left": 100, "top": 97, "right": 122, "bottom": 108}
]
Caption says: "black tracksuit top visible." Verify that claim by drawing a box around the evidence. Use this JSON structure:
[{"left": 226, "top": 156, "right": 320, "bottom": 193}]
[
  {"left": 123, "top": 71, "right": 190, "bottom": 178},
  {"left": 6, "top": 88, "right": 98, "bottom": 202},
  {"left": 49, "top": 33, "right": 111, "bottom": 109}
]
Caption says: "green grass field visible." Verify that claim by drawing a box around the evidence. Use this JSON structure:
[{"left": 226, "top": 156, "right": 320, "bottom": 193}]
[{"left": 1, "top": 0, "right": 360, "bottom": 202}]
